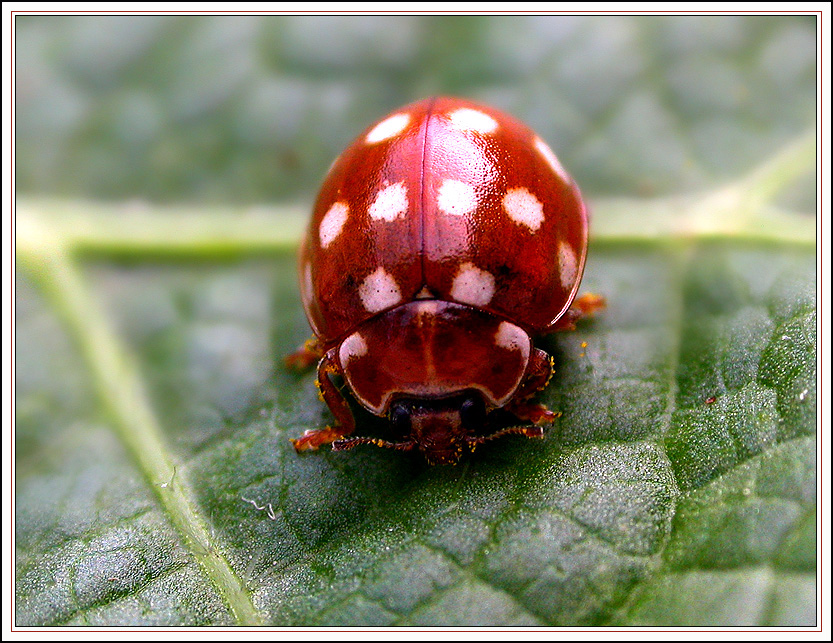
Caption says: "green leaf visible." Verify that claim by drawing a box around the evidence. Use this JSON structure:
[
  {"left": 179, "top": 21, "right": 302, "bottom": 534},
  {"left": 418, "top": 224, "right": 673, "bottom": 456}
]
[{"left": 15, "top": 15, "right": 816, "bottom": 627}]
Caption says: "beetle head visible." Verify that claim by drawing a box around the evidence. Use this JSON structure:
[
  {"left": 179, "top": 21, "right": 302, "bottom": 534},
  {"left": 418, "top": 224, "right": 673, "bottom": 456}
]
[{"left": 387, "top": 394, "right": 486, "bottom": 465}]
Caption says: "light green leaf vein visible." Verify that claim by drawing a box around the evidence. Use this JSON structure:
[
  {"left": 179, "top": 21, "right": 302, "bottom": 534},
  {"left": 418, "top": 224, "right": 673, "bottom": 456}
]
[{"left": 16, "top": 232, "right": 262, "bottom": 626}]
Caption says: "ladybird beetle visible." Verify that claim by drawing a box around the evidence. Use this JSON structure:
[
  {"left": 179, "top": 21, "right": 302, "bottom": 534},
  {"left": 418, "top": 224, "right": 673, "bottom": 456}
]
[{"left": 287, "top": 96, "right": 603, "bottom": 465}]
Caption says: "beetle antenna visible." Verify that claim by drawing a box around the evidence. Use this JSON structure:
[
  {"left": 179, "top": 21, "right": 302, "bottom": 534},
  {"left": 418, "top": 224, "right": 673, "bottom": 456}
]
[
  {"left": 466, "top": 425, "right": 545, "bottom": 447},
  {"left": 332, "top": 437, "right": 417, "bottom": 452}
]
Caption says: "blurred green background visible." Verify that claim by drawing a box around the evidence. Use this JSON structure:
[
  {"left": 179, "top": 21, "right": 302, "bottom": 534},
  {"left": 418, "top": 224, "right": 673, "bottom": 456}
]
[{"left": 16, "top": 14, "right": 816, "bottom": 205}]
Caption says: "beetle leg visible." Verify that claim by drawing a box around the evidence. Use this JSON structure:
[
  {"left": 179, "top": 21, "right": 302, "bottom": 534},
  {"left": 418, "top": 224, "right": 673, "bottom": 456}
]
[
  {"left": 284, "top": 336, "right": 325, "bottom": 371},
  {"left": 509, "top": 401, "right": 562, "bottom": 426},
  {"left": 548, "top": 292, "right": 606, "bottom": 332},
  {"left": 291, "top": 349, "right": 356, "bottom": 452},
  {"left": 467, "top": 424, "right": 545, "bottom": 451},
  {"left": 505, "top": 348, "right": 560, "bottom": 426}
]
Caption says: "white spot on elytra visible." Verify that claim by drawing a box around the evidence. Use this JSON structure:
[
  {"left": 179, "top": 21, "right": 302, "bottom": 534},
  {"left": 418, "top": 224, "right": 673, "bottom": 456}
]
[
  {"left": 534, "top": 136, "right": 571, "bottom": 183},
  {"left": 369, "top": 182, "right": 409, "bottom": 221},
  {"left": 437, "top": 179, "right": 478, "bottom": 217},
  {"left": 558, "top": 241, "right": 578, "bottom": 291},
  {"left": 503, "top": 187, "right": 544, "bottom": 231},
  {"left": 366, "top": 113, "right": 410, "bottom": 143},
  {"left": 494, "top": 321, "right": 528, "bottom": 355},
  {"left": 434, "top": 132, "right": 496, "bottom": 188},
  {"left": 450, "top": 262, "right": 495, "bottom": 307},
  {"left": 449, "top": 108, "right": 499, "bottom": 134},
  {"left": 339, "top": 332, "right": 368, "bottom": 365},
  {"left": 359, "top": 267, "right": 402, "bottom": 313},
  {"left": 319, "top": 202, "right": 349, "bottom": 248}
]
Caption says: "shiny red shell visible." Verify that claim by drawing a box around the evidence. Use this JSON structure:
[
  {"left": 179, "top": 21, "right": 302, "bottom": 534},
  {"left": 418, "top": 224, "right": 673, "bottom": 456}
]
[
  {"left": 301, "top": 96, "right": 587, "bottom": 340},
  {"left": 298, "top": 96, "right": 588, "bottom": 416}
]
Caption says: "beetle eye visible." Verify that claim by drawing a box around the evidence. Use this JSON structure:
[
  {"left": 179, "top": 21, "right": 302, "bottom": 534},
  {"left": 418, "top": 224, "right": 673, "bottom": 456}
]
[
  {"left": 460, "top": 395, "right": 486, "bottom": 430},
  {"left": 389, "top": 402, "right": 411, "bottom": 434}
]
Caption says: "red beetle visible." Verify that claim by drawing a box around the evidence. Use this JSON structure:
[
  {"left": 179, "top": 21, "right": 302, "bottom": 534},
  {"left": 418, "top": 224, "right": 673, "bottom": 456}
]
[{"left": 287, "top": 96, "right": 603, "bottom": 465}]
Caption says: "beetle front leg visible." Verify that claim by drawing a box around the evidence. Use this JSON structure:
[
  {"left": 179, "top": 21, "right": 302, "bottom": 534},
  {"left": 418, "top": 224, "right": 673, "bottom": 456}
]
[
  {"left": 548, "top": 292, "right": 606, "bottom": 332},
  {"left": 284, "top": 335, "right": 325, "bottom": 371},
  {"left": 505, "top": 348, "right": 560, "bottom": 426},
  {"left": 291, "top": 349, "right": 357, "bottom": 451}
]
